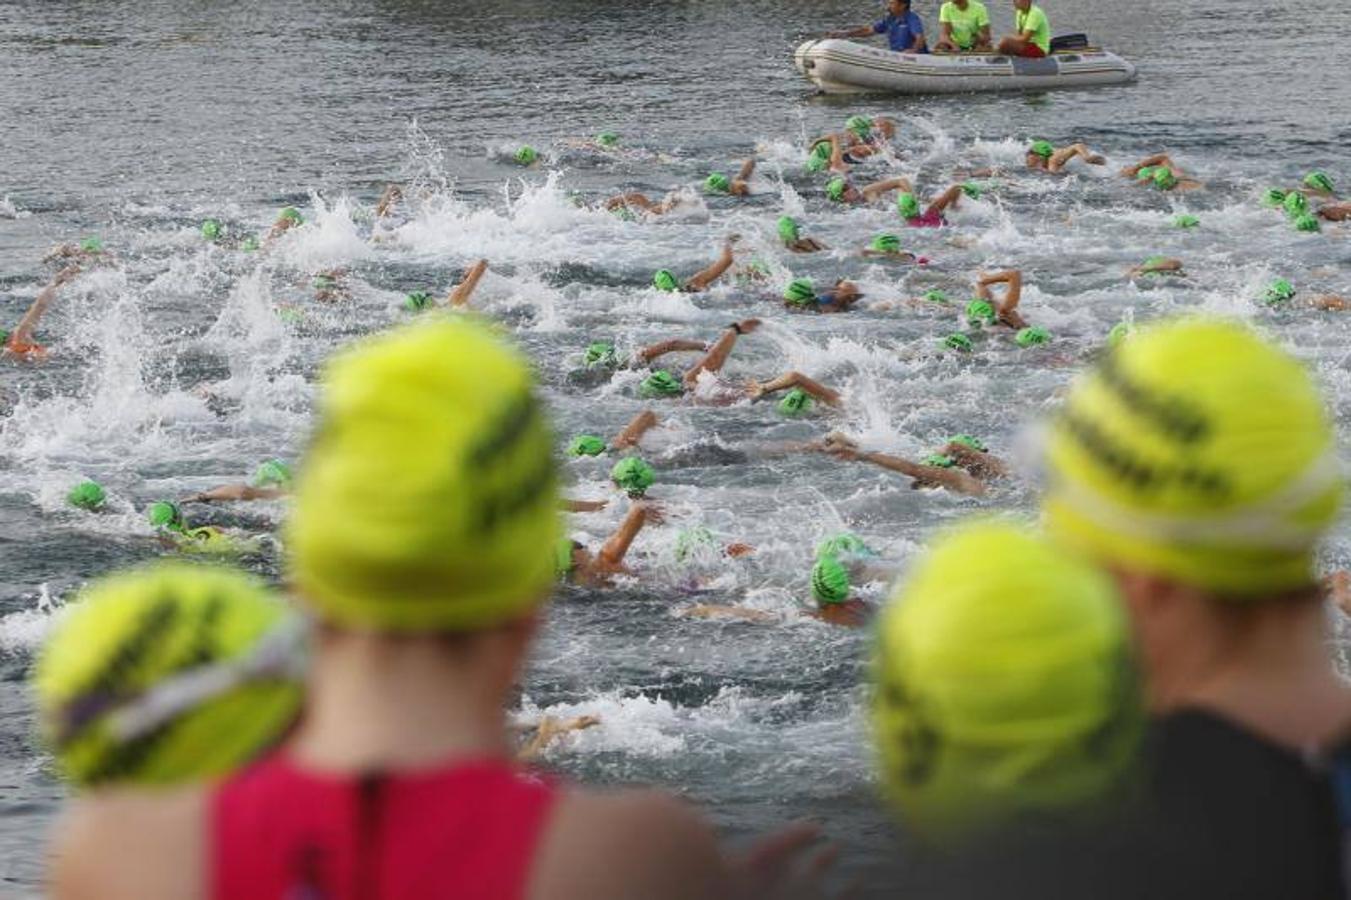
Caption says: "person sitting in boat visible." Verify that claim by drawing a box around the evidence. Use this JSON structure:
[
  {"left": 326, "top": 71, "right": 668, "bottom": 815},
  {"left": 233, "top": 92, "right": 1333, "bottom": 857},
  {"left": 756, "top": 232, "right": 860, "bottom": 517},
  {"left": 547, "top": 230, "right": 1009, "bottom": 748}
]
[
  {"left": 828, "top": 0, "right": 927, "bottom": 53},
  {"left": 933, "top": 0, "right": 992, "bottom": 52},
  {"left": 996, "top": 0, "right": 1051, "bottom": 58}
]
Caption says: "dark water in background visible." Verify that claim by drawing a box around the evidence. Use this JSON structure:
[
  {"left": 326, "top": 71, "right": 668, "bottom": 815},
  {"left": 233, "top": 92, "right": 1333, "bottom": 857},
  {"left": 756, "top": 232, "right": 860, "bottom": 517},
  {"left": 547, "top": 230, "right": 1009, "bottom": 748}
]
[{"left": 2, "top": 0, "right": 1351, "bottom": 894}]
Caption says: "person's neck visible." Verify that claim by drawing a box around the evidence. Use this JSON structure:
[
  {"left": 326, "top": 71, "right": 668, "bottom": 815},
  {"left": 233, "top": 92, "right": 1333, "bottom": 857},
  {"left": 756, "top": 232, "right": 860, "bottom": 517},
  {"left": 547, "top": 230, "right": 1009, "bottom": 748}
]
[
  {"left": 1151, "top": 599, "right": 1351, "bottom": 750},
  {"left": 288, "top": 629, "right": 513, "bottom": 773}
]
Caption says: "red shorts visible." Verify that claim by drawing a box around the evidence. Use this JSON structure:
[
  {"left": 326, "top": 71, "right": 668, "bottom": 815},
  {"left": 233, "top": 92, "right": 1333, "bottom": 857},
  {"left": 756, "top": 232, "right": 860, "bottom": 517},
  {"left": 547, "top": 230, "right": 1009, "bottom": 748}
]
[{"left": 1016, "top": 44, "right": 1047, "bottom": 58}]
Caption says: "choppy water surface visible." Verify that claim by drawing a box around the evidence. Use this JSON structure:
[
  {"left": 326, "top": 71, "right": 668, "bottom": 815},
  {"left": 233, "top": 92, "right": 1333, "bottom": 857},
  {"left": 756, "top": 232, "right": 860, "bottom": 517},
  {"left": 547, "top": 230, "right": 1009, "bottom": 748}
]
[{"left": 3, "top": 0, "right": 1350, "bottom": 893}]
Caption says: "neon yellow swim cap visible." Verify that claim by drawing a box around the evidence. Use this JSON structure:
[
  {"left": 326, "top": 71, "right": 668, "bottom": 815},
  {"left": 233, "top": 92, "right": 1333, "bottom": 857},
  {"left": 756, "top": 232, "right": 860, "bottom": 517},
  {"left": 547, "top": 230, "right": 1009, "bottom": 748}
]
[
  {"left": 287, "top": 317, "right": 561, "bottom": 632},
  {"left": 873, "top": 521, "right": 1140, "bottom": 844},
  {"left": 32, "top": 562, "right": 303, "bottom": 788},
  {"left": 1044, "top": 317, "right": 1341, "bottom": 598}
]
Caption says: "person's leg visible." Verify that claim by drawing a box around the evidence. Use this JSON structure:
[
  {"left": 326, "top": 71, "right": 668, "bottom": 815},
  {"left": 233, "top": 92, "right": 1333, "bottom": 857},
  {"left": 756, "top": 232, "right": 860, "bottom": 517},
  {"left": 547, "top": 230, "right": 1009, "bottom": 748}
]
[{"left": 996, "top": 36, "right": 1022, "bottom": 54}]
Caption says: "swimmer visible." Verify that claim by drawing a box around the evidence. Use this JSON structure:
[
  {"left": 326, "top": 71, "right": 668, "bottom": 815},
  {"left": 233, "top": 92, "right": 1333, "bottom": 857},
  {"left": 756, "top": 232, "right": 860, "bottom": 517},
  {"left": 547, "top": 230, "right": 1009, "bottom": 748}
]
[
  {"left": 42, "top": 238, "right": 111, "bottom": 266},
  {"left": 747, "top": 371, "right": 843, "bottom": 407},
  {"left": 777, "top": 216, "right": 828, "bottom": 253},
  {"left": 446, "top": 258, "right": 489, "bottom": 307},
  {"left": 860, "top": 233, "right": 922, "bottom": 263},
  {"left": 1259, "top": 278, "right": 1350, "bottom": 311},
  {"left": 515, "top": 715, "right": 601, "bottom": 762},
  {"left": 1025, "top": 140, "right": 1106, "bottom": 173},
  {"left": 2, "top": 264, "right": 82, "bottom": 361},
  {"left": 603, "top": 190, "right": 691, "bottom": 218},
  {"left": 1317, "top": 201, "right": 1351, "bottom": 222},
  {"left": 558, "top": 501, "right": 663, "bottom": 587},
  {"left": 265, "top": 206, "right": 305, "bottom": 244},
  {"left": 684, "top": 556, "right": 872, "bottom": 628},
  {"left": 898, "top": 184, "right": 966, "bottom": 228},
  {"left": 704, "top": 158, "right": 756, "bottom": 197},
  {"left": 653, "top": 237, "right": 738, "bottom": 294},
  {"left": 782, "top": 277, "right": 864, "bottom": 314},
  {"left": 974, "top": 269, "right": 1030, "bottom": 329},
  {"left": 1120, "top": 153, "right": 1202, "bottom": 191},
  {"left": 147, "top": 501, "right": 259, "bottom": 556},
  {"left": 181, "top": 460, "right": 293, "bottom": 505},
  {"left": 825, "top": 172, "right": 914, "bottom": 207},
  {"left": 310, "top": 269, "right": 348, "bottom": 303},
  {"left": 819, "top": 433, "right": 987, "bottom": 496},
  {"left": 1126, "top": 256, "right": 1185, "bottom": 279}
]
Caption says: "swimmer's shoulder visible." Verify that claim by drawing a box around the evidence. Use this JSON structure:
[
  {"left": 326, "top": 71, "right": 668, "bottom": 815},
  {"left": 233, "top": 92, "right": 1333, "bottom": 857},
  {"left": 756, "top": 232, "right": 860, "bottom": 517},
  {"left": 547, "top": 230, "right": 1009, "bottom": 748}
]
[{"left": 52, "top": 786, "right": 205, "bottom": 900}]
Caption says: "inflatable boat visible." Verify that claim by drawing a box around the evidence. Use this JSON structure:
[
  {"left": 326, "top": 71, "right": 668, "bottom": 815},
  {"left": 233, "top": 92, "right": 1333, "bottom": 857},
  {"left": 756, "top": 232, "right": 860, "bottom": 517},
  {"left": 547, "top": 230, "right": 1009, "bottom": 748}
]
[{"left": 794, "top": 35, "right": 1136, "bottom": 95}]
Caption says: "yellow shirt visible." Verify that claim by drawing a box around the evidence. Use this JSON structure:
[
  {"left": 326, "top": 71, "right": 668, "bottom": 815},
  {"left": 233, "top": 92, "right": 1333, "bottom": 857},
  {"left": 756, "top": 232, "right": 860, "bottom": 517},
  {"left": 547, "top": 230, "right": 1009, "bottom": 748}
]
[
  {"left": 1016, "top": 5, "right": 1051, "bottom": 53},
  {"left": 939, "top": 0, "right": 991, "bottom": 49}
]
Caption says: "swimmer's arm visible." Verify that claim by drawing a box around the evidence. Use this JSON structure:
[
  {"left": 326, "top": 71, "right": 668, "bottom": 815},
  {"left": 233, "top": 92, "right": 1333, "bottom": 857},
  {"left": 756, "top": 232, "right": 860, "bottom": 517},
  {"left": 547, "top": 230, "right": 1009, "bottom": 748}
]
[
  {"left": 11, "top": 266, "right": 79, "bottom": 346},
  {"left": 1122, "top": 153, "right": 1174, "bottom": 177},
  {"left": 683, "top": 240, "right": 737, "bottom": 293},
  {"left": 1047, "top": 144, "right": 1094, "bottom": 173},
  {"left": 634, "top": 339, "right": 710, "bottom": 366},
  {"left": 750, "top": 372, "right": 842, "bottom": 407},
  {"left": 684, "top": 320, "right": 759, "bottom": 385},
  {"left": 517, "top": 715, "right": 601, "bottom": 761},
  {"left": 605, "top": 192, "right": 657, "bottom": 212},
  {"left": 181, "top": 484, "right": 286, "bottom": 504},
  {"left": 682, "top": 604, "right": 777, "bottom": 623},
  {"left": 978, "top": 270, "right": 1024, "bottom": 324},
  {"left": 828, "top": 134, "right": 849, "bottom": 173},
  {"left": 860, "top": 176, "right": 913, "bottom": 202},
  {"left": 789, "top": 237, "right": 828, "bottom": 253},
  {"left": 562, "top": 498, "right": 609, "bottom": 513},
  {"left": 446, "top": 259, "right": 489, "bottom": 308},
  {"left": 945, "top": 443, "right": 1010, "bottom": 478},
  {"left": 374, "top": 184, "right": 403, "bottom": 219},
  {"left": 598, "top": 503, "right": 658, "bottom": 568},
  {"left": 611, "top": 409, "right": 659, "bottom": 450},
  {"left": 731, "top": 158, "right": 755, "bottom": 194},
  {"left": 857, "top": 451, "right": 987, "bottom": 496}
]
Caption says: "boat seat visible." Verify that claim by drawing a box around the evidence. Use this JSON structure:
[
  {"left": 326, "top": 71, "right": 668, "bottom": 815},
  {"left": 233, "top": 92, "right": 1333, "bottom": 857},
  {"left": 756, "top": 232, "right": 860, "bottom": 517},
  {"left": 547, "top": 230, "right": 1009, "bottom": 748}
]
[{"left": 1049, "top": 33, "right": 1089, "bottom": 51}]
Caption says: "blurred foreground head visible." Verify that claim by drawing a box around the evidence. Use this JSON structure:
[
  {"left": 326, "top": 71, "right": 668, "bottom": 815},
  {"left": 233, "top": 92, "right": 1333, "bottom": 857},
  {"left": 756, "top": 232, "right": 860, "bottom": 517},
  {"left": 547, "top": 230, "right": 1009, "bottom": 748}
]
[
  {"left": 33, "top": 562, "right": 303, "bottom": 788},
  {"left": 873, "top": 522, "right": 1141, "bottom": 844},
  {"left": 287, "top": 316, "right": 561, "bottom": 633},
  {"left": 1043, "top": 317, "right": 1340, "bottom": 600}
]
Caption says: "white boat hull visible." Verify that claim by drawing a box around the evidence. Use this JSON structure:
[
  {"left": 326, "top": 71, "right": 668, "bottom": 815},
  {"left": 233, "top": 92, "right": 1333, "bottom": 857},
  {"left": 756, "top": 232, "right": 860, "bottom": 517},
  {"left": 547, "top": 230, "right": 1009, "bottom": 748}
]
[{"left": 794, "top": 39, "right": 1137, "bottom": 95}]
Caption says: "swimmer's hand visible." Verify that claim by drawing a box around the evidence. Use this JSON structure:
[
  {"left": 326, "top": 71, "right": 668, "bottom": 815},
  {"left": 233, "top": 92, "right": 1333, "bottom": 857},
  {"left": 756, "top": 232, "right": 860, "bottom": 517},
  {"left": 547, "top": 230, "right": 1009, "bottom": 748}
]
[
  {"left": 735, "top": 318, "right": 762, "bottom": 334},
  {"left": 822, "top": 433, "right": 861, "bottom": 460},
  {"left": 637, "top": 501, "right": 665, "bottom": 526},
  {"left": 54, "top": 264, "right": 83, "bottom": 286}
]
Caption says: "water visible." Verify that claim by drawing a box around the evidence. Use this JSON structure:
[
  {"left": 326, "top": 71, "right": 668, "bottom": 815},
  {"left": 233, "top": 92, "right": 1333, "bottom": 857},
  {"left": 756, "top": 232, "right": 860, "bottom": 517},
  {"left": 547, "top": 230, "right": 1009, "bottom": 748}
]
[{"left": 2, "top": 0, "right": 1350, "bottom": 893}]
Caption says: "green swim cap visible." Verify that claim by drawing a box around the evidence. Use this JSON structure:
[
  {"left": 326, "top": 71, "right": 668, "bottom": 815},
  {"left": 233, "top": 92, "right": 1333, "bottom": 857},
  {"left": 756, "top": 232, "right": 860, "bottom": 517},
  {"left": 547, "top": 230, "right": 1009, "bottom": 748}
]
[
  {"left": 240, "top": 236, "right": 260, "bottom": 252},
  {"left": 965, "top": 299, "right": 996, "bottom": 327},
  {"left": 80, "top": 236, "right": 103, "bottom": 253},
  {"left": 1173, "top": 214, "right": 1200, "bottom": 229},
  {"left": 923, "top": 454, "right": 956, "bottom": 468},
  {"left": 279, "top": 207, "right": 303, "bottom": 225},
  {"left": 778, "top": 388, "right": 814, "bottom": 417},
  {"left": 783, "top": 277, "right": 816, "bottom": 307},
  {"left": 777, "top": 216, "right": 801, "bottom": 244},
  {"left": 596, "top": 131, "right": 619, "bottom": 148},
  {"left": 805, "top": 153, "right": 828, "bottom": 174},
  {"left": 811, "top": 555, "right": 851, "bottom": 605},
  {"left": 403, "top": 290, "right": 433, "bottom": 312},
  {"left": 568, "top": 434, "right": 607, "bottom": 457},
  {"left": 1294, "top": 213, "right": 1321, "bottom": 233},
  {"left": 1030, "top": 140, "right": 1055, "bottom": 160},
  {"left": 1106, "top": 321, "right": 1135, "bottom": 348},
  {"left": 653, "top": 269, "right": 680, "bottom": 292},
  {"left": 0, "top": 328, "right": 10, "bottom": 344},
  {"left": 610, "top": 205, "right": 637, "bottom": 222},
  {"left": 817, "top": 533, "right": 876, "bottom": 560},
  {"left": 873, "top": 522, "right": 1140, "bottom": 843},
  {"left": 705, "top": 173, "right": 731, "bottom": 194},
  {"left": 1304, "top": 171, "right": 1335, "bottom": 194},
  {"left": 1283, "top": 192, "right": 1308, "bottom": 218},
  {"left": 640, "top": 370, "right": 684, "bottom": 398},
  {"left": 583, "top": 341, "right": 619, "bottom": 369},
  {"left": 960, "top": 182, "right": 983, "bottom": 200},
  {"left": 250, "top": 459, "right": 293, "bottom": 488},
  {"left": 1016, "top": 326, "right": 1051, "bottom": 348},
  {"left": 514, "top": 146, "right": 538, "bottom": 166},
  {"left": 870, "top": 233, "right": 903, "bottom": 254},
  {"left": 944, "top": 333, "right": 973, "bottom": 352},
  {"left": 897, "top": 192, "right": 921, "bottom": 220},
  {"left": 923, "top": 290, "right": 949, "bottom": 304},
  {"left": 1152, "top": 168, "right": 1177, "bottom": 190},
  {"left": 611, "top": 456, "right": 656, "bottom": 497},
  {"left": 826, "top": 178, "right": 848, "bottom": 203},
  {"left": 1261, "top": 188, "right": 1287, "bottom": 208},
  {"left": 68, "top": 480, "right": 106, "bottom": 511},
  {"left": 1135, "top": 166, "right": 1159, "bottom": 182},
  {"left": 201, "top": 219, "right": 223, "bottom": 241},
  {"left": 148, "top": 501, "right": 186, "bottom": 532},
  {"left": 554, "top": 537, "right": 577, "bottom": 578},
  {"left": 846, "top": 115, "right": 873, "bottom": 139},
  {"left": 312, "top": 274, "right": 337, "bottom": 292},
  {"left": 948, "top": 435, "right": 987, "bottom": 452},
  {"left": 1263, "top": 278, "right": 1296, "bottom": 305},
  {"left": 675, "top": 526, "right": 716, "bottom": 564}
]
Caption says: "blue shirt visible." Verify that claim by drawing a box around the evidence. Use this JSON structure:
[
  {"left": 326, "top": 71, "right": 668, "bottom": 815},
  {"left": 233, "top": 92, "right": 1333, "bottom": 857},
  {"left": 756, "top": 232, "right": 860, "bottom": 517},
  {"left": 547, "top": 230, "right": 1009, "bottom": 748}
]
[{"left": 873, "top": 11, "right": 926, "bottom": 52}]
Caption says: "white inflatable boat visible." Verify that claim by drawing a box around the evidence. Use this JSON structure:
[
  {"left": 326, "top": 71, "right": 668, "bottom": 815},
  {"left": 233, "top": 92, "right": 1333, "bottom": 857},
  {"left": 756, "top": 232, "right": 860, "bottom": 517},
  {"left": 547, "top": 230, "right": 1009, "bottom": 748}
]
[{"left": 794, "top": 36, "right": 1136, "bottom": 95}]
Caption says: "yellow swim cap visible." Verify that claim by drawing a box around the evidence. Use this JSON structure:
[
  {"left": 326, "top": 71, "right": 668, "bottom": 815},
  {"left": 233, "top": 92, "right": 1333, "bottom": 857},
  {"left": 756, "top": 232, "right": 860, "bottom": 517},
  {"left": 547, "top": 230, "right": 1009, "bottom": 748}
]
[
  {"left": 1044, "top": 317, "right": 1341, "bottom": 598},
  {"left": 873, "top": 521, "right": 1140, "bottom": 844},
  {"left": 287, "top": 317, "right": 561, "bottom": 632},
  {"left": 33, "top": 562, "right": 303, "bottom": 788}
]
